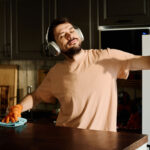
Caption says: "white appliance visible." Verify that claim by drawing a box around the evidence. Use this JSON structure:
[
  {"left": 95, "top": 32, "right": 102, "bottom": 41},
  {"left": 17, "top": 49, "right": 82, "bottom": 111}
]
[{"left": 142, "top": 34, "right": 150, "bottom": 145}]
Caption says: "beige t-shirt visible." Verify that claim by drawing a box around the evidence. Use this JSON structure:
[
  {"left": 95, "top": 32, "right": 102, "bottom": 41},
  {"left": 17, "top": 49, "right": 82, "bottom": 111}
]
[{"left": 33, "top": 48, "right": 135, "bottom": 132}]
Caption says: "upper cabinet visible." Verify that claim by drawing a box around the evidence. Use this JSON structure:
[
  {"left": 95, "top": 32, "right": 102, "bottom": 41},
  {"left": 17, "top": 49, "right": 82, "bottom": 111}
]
[
  {"left": 11, "top": 0, "right": 55, "bottom": 59},
  {"left": 0, "top": 0, "right": 56, "bottom": 60},
  {"left": 2, "top": 0, "right": 150, "bottom": 60},
  {"left": 56, "top": 0, "right": 99, "bottom": 49},
  {"left": 99, "top": 0, "right": 150, "bottom": 26},
  {"left": 0, "top": 0, "right": 100, "bottom": 60},
  {"left": 0, "top": 0, "right": 12, "bottom": 59}
]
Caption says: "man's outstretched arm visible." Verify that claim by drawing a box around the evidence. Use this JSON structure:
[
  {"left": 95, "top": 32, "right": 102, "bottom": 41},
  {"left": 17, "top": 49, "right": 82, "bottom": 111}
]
[{"left": 128, "top": 55, "right": 150, "bottom": 71}]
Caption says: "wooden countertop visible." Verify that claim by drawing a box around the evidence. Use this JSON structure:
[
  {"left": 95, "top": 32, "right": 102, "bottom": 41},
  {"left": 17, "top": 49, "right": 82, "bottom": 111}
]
[{"left": 0, "top": 123, "right": 148, "bottom": 150}]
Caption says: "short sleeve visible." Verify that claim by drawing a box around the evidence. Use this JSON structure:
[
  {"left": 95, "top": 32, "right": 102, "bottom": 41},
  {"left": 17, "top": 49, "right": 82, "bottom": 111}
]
[
  {"left": 32, "top": 70, "right": 56, "bottom": 103},
  {"left": 107, "top": 48, "right": 135, "bottom": 79}
]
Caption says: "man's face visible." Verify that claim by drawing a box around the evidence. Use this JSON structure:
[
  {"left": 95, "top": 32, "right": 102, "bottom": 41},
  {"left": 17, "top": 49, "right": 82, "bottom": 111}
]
[{"left": 54, "top": 23, "right": 82, "bottom": 54}]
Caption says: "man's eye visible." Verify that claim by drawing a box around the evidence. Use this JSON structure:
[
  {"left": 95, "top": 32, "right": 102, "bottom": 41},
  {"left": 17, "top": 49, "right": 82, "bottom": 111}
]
[
  {"left": 70, "top": 30, "right": 74, "bottom": 33},
  {"left": 59, "top": 35, "right": 64, "bottom": 39}
]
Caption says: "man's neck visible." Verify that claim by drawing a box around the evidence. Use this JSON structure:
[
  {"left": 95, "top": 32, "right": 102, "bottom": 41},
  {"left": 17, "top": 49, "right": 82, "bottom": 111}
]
[{"left": 63, "top": 49, "right": 84, "bottom": 62}]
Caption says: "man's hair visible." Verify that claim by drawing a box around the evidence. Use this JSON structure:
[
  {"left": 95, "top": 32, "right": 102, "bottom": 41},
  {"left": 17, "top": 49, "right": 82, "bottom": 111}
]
[{"left": 48, "top": 17, "right": 72, "bottom": 42}]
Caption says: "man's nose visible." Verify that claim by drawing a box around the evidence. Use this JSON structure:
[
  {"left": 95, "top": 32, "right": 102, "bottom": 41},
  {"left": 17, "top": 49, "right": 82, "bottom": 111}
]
[{"left": 65, "top": 33, "right": 72, "bottom": 40}]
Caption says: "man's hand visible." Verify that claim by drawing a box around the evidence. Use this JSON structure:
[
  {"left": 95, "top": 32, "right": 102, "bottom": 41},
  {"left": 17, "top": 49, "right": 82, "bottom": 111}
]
[{"left": 2, "top": 104, "right": 23, "bottom": 123}]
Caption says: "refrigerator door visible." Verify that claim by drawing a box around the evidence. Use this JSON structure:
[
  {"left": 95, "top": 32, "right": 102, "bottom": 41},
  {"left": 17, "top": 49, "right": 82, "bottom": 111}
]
[{"left": 142, "top": 34, "right": 150, "bottom": 145}]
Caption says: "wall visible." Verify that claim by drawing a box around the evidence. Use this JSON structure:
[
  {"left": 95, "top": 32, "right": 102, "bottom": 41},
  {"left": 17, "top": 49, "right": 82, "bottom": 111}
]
[{"left": 0, "top": 59, "right": 58, "bottom": 111}]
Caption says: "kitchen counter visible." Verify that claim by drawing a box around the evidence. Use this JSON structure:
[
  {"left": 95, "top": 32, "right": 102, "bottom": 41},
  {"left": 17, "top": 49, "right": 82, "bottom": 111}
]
[{"left": 0, "top": 123, "right": 148, "bottom": 150}]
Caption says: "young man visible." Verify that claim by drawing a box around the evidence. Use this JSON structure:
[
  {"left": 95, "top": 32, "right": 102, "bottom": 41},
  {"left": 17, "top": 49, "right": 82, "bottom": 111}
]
[{"left": 2, "top": 18, "right": 150, "bottom": 132}]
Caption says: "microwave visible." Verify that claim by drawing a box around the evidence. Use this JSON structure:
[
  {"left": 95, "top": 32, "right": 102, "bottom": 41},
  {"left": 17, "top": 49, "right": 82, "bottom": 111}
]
[{"left": 98, "top": 26, "right": 150, "bottom": 145}]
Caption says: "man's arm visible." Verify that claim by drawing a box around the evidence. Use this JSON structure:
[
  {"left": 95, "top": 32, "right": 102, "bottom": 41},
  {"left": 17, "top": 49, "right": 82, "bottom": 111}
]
[
  {"left": 19, "top": 93, "right": 39, "bottom": 112},
  {"left": 128, "top": 56, "right": 150, "bottom": 71}
]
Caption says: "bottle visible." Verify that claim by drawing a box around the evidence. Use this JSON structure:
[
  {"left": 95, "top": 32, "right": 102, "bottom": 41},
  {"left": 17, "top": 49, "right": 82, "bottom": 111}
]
[{"left": 27, "top": 85, "right": 32, "bottom": 94}]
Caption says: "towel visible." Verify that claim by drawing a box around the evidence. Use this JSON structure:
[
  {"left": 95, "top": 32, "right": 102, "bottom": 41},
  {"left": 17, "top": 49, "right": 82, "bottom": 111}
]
[{"left": 0, "top": 117, "right": 27, "bottom": 127}]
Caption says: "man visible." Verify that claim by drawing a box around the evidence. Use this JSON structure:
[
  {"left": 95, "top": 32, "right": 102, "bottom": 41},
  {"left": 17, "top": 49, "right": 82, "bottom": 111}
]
[{"left": 2, "top": 18, "right": 150, "bottom": 132}]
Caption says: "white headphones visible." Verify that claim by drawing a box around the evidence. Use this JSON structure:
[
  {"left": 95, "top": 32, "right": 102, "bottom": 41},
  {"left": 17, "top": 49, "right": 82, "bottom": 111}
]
[{"left": 45, "top": 26, "right": 84, "bottom": 56}]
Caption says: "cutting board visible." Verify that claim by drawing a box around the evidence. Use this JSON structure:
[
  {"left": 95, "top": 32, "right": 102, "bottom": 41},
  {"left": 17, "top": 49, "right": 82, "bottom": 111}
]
[{"left": 0, "top": 65, "right": 18, "bottom": 110}]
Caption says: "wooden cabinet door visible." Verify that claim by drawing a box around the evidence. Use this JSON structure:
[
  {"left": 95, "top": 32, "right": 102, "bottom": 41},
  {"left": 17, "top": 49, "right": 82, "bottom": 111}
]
[
  {"left": 11, "top": 0, "right": 55, "bottom": 60},
  {"left": 0, "top": 0, "right": 12, "bottom": 59},
  {"left": 56, "top": 0, "right": 94, "bottom": 49},
  {"left": 0, "top": 0, "right": 5, "bottom": 59},
  {"left": 99, "top": 0, "right": 150, "bottom": 26}
]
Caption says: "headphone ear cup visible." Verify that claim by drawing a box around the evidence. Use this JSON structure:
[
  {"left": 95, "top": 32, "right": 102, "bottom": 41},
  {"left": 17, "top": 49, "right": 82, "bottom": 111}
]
[
  {"left": 47, "top": 41, "right": 61, "bottom": 56},
  {"left": 75, "top": 28, "right": 84, "bottom": 41},
  {"left": 45, "top": 27, "right": 61, "bottom": 56}
]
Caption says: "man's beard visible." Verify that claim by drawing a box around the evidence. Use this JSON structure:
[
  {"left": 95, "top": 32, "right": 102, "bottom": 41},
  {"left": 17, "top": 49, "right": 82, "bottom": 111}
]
[{"left": 62, "top": 45, "right": 82, "bottom": 59}]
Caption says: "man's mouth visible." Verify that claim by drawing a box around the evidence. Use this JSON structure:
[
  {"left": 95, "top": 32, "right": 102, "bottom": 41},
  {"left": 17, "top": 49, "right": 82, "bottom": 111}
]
[{"left": 68, "top": 38, "right": 78, "bottom": 46}]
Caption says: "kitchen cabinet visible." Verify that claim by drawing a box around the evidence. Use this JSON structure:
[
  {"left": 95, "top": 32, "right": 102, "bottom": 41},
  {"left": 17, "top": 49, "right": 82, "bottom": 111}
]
[
  {"left": 0, "top": 0, "right": 58, "bottom": 60},
  {"left": 0, "top": 0, "right": 100, "bottom": 60},
  {"left": 56, "top": 0, "right": 99, "bottom": 49},
  {"left": 0, "top": 0, "right": 5, "bottom": 59},
  {"left": 99, "top": 0, "right": 150, "bottom": 26},
  {"left": 11, "top": 0, "right": 55, "bottom": 60},
  {"left": 0, "top": 0, "right": 12, "bottom": 59}
]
